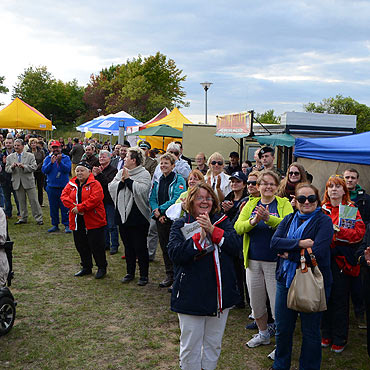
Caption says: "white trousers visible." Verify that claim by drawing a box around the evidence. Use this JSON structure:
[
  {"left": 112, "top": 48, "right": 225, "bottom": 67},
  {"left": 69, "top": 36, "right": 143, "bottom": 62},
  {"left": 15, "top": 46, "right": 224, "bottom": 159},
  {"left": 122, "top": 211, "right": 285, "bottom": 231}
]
[
  {"left": 246, "top": 259, "right": 277, "bottom": 320},
  {"left": 178, "top": 308, "right": 230, "bottom": 370}
]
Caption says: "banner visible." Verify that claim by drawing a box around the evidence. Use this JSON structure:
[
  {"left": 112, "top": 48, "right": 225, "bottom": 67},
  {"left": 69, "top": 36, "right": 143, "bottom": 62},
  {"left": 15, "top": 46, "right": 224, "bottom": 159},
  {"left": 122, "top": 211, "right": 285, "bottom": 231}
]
[{"left": 215, "top": 112, "right": 251, "bottom": 138}]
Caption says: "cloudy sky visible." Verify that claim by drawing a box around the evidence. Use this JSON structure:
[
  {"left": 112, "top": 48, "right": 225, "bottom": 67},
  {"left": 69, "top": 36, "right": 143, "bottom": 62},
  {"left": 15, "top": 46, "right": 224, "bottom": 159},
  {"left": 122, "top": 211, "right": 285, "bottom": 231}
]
[{"left": 1, "top": 0, "right": 370, "bottom": 124}]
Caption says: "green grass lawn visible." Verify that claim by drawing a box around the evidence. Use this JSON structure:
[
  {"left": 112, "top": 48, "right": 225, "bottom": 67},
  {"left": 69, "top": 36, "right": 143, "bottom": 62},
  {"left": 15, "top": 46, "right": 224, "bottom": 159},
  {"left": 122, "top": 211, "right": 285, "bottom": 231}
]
[{"left": 0, "top": 199, "right": 368, "bottom": 369}]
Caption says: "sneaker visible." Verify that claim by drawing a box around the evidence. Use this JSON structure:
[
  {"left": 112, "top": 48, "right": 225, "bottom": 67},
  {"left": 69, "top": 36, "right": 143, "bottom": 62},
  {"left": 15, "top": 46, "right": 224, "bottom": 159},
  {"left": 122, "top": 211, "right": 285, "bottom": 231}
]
[
  {"left": 65, "top": 226, "right": 72, "bottom": 234},
  {"left": 137, "top": 277, "right": 148, "bottom": 286},
  {"left": 47, "top": 226, "right": 59, "bottom": 233},
  {"left": 267, "top": 348, "right": 276, "bottom": 361},
  {"left": 357, "top": 316, "right": 367, "bottom": 329},
  {"left": 267, "top": 323, "right": 276, "bottom": 338},
  {"left": 248, "top": 313, "right": 255, "bottom": 320},
  {"left": 321, "top": 338, "right": 331, "bottom": 348},
  {"left": 246, "top": 333, "right": 270, "bottom": 348},
  {"left": 245, "top": 321, "right": 258, "bottom": 330},
  {"left": 331, "top": 344, "right": 345, "bottom": 353}
]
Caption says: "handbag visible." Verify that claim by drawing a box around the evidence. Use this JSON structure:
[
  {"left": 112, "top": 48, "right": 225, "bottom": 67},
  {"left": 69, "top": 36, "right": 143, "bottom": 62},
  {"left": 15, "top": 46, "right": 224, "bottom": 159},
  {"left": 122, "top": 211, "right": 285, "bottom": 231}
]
[{"left": 287, "top": 248, "right": 327, "bottom": 313}]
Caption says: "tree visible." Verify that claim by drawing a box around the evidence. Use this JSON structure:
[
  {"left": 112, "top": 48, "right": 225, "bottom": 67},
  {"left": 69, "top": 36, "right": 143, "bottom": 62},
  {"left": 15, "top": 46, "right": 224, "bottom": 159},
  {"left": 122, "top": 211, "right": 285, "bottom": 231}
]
[
  {"left": 0, "top": 76, "right": 9, "bottom": 105},
  {"left": 304, "top": 95, "right": 370, "bottom": 133},
  {"left": 12, "top": 66, "right": 86, "bottom": 127},
  {"left": 256, "top": 109, "right": 280, "bottom": 124},
  {"left": 83, "top": 52, "right": 189, "bottom": 123}
]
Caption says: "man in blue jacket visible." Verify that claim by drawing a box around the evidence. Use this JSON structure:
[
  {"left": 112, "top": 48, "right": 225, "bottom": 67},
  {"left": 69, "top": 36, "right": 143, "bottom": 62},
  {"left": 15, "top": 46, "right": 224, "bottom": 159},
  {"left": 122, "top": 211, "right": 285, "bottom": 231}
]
[{"left": 42, "top": 141, "right": 72, "bottom": 233}]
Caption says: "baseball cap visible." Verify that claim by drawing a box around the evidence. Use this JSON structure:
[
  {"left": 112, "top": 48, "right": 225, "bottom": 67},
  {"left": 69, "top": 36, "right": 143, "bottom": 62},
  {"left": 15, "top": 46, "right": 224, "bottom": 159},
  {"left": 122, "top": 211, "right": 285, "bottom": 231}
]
[
  {"left": 50, "top": 140, "right": 61, "bottom": 147},
  {"left": 230, "top": 171, "right": 247, "bottom": 182},
  {"left": 229, "top": 151, "right": 239, "bottom": 158}
]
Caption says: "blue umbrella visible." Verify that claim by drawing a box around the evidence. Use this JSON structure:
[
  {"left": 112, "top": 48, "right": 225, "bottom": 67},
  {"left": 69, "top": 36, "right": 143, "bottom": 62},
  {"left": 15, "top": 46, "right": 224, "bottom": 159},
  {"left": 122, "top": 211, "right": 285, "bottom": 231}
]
[
  {"left": 86, "top": 110, "right": 142, "bottom": 135},
  {"left": 76, "top": 116, "right": 106, "bottom": 133}
]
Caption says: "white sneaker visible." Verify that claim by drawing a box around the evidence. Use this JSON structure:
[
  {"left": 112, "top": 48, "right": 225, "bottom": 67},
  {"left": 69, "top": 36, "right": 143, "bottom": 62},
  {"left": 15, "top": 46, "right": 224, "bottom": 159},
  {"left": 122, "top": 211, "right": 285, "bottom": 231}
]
[
  {"left": 268, "top": 348, "right": 276, "bottom": 360},
  {"left": 246, "top": 333, "right": 270, "bottom": 348}
]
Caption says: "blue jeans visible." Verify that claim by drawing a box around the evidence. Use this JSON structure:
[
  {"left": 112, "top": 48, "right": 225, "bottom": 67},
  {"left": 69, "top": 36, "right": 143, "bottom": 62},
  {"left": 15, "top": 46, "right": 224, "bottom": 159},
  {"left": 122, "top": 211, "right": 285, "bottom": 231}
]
[
  {"left": 104, "top": 203, "right": 119, "bottom": 251},
  {"left": 46, "top": 186, "right": 69, "bottom": 227},
  {"left": 2, "top": 183, "right": 20, "bottom": 217},
  {"left": 274, "top": 281, "right": 323, "bottom": 370}
]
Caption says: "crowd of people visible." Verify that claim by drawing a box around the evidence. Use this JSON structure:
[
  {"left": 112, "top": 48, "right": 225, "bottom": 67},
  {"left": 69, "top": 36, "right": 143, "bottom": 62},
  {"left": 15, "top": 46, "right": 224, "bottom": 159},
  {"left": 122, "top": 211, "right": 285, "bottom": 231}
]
[{"left": 0, "top": 131, "right": 369, "bottom": 370}]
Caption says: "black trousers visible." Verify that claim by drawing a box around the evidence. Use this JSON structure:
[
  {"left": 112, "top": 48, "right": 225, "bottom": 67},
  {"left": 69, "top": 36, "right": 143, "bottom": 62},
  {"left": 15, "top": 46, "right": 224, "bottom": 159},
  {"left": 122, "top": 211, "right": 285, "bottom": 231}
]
[
  {"left": 34, "top": 171, "right": 44, "bottom": 206},
  {"left": 73, "top": 226, "right": 107, "bottom": 270},
  {"left": 322, "top": 261, "right": 351, "bottom": 346},
  {"left": 119, "top": 222, "right": 149, "bottom": 278},
  {"left": 361, "top": 266, "right": 370, "bottom": 358},
  {"left": 156, "top": 219, "right": 173, "bottom": 278}
]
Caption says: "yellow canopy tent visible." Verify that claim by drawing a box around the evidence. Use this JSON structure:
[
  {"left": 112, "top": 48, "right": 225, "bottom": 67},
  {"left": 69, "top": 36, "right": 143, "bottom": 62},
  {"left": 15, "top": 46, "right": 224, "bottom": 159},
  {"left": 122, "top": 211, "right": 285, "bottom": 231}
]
[
  {"left": 141, "top": 107, "right": 193, "bottom": 149},
  {"left": 0, "top": 97, "right": 52, "bottom": 131}
]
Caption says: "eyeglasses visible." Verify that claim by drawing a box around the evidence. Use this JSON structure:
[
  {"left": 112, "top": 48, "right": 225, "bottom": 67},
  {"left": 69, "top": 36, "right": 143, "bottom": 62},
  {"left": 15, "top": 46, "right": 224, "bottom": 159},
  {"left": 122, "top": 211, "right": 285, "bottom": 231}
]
[
  {"left": 329, "top": 174, "right": 344, "bottom": 179},
  {"left": 168, "top": 151, "right": 178, "bottom": 155},
  {"left": 296, "top": 195, "right": 317, "bottom": 204},
  {"left": 289, "top": 171, "right": 300, "bottom": 176},
  {"left": 211, "top": 161, "right": 223, "bottom": 166},
  {"left": 195, "top": 196, "right": 213, "bottom": 202},
  {"left": 247, "top": 181, "right": 257, "bottom": 186},
  {"left": 260, "top": 182, "right": 277, "bottom": 187}
]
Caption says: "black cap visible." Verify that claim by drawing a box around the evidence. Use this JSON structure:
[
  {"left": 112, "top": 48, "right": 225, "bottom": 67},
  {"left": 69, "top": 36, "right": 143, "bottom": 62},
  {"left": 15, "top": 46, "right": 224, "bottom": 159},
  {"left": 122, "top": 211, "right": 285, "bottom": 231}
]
[
  {"left": 76, "top": 161, "right": 92, "bottom": 170},
  {"left": 229, "top": 151, "right": 239, "bottom": 158},
  {"left": 258, "top": 146, "right": 274, "bottom": 159},
  {"left": 123, "top": 140, "right": 131, "bottom": 147},
  {"left": 230, "top": 171, "right": 247, "bottom": 182}
]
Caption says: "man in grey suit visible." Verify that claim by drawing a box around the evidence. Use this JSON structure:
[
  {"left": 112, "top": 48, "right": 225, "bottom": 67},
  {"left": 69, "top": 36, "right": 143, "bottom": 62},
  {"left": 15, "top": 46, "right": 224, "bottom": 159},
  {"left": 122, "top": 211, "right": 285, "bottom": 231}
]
[{"left": 5, "top": 139, "right": 43, "bottom": 225}]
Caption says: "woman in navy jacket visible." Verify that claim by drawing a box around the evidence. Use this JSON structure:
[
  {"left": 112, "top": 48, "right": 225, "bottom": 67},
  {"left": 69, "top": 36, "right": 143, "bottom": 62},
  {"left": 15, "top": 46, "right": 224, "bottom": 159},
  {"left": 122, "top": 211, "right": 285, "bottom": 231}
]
[
  {"left": 168, "top": 182, "right": 241, "bottom": 370},
  {"left": 270, "top": 183, "right": 333, "bottom": 370}
]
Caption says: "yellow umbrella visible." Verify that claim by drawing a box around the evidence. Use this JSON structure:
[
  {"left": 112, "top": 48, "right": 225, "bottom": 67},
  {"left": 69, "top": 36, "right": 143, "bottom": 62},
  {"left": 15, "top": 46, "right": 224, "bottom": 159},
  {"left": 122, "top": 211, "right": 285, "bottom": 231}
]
[{"left": 0, "top": 97, "right": 52, "bottom": 130}]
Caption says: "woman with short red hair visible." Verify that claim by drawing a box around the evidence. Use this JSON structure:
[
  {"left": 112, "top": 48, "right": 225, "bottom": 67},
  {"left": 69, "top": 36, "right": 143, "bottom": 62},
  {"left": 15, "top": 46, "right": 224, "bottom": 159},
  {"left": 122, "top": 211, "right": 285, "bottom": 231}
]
[{"left": 321, "top": 175, "right": 365, "bottom": 353}]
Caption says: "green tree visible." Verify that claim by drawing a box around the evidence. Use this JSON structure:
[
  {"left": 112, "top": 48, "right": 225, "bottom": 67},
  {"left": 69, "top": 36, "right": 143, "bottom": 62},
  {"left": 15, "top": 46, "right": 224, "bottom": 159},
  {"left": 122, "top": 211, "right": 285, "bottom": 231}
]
[
  {"left": 304, "top": 95, "right": 370, "bottom": 133},
  {"left": 0, "top": 75, "right": 9, "bottom": 105},
  {"left": 12, "top": 66, "right": 86, "bottom": 127},
  {"left": 256, "top": 109, "right": 280, "bottom": 124},
  {"left": 83, "top": 52, "right": 189, "bottom": 123}
]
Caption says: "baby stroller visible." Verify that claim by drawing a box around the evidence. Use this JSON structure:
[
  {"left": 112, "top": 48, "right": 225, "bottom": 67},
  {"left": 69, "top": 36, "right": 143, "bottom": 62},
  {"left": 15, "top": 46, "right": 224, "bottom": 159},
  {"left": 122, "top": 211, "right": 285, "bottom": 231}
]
[{"left": 0, "top": 219, "right": 16, "bottom": 336}]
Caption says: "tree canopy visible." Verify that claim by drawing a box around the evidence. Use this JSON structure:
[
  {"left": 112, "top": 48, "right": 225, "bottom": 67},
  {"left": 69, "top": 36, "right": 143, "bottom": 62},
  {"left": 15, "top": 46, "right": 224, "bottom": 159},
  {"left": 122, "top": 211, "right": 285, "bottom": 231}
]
[
  {"left": 256, "top": 109, "right": 280, "bottom": 124},
  {"left": 12, "top": 66, "right": 86, "bottom": 127},
  {"left": 304, "top": 95, "right": 370, "bottom": 133},
  {"left": 83, "top": 52, "right": 188, "bottom": 123},
  {"left": 0, "top": 76, "right": 9, "bottom": 105}
]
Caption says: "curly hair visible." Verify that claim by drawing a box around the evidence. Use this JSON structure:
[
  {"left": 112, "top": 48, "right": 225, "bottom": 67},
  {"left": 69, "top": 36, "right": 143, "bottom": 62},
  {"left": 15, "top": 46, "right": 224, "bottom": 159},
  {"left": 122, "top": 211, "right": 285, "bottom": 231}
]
[{"left": 184, "top": 182, "right": 220, "bottom": 217}]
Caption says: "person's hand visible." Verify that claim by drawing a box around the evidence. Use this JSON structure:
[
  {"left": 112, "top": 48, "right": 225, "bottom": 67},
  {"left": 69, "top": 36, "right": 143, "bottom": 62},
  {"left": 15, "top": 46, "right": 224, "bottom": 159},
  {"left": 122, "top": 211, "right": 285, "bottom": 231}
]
[
  {"left": 181, "top": 201, "right": 186, "bottom": 210},
  {"left": 71, "top": 206, "right": 79, "bottom": 214},
  {"left": 239, "top": 201, "right": 246, "bottom": 212},
  {"left": 2, "top": 156, "right": 6, "bottom": 164},
  {"left": 11, "top": 162, "right": 18, "bottom": 169},
  {"left": 278, "top": 252, "right": 289, "bottom": 259},
  {"left": 196, "top": 213, "right": 214, "bottom": 235},
  {"left": 299, "top": 239, "right": 314, "bottom": 249},
  {"left": 216, "top": 175, "right": 221, "bottom": 189},
  {"left": 92, "top": 166, "right": 100, "bottom": 176},
  {"left": 121, "top": 167, "right": 129, "bottom": 181},
  {"left": 206, "top": 176, "right": 211, "bottom": 186},
  {"left": 56, "top": 154, "right": 62, "bottom": 162},
  {"left": 159, "top": 215, "right": 166, "bottom": 224},
  {"left": 51, "top": 155, "right": 57, "bottom": 164},
  {"left": 364, "top": 247, "right": 370, "bottom": 266},
  {"left": 256, "top": 204, "right": 270, "bottom": 222},
  {"left": 221, "top": 200, "right": 233, "bottom": 212},
  {"left": 291, "top": 196, "right": 296, "bottom": 208},
  {"left": 18, "top": 163, "right": 24, "bottom": 169},
  {"left": 154, "top": 208, "right": 161, "bottom": 218}
]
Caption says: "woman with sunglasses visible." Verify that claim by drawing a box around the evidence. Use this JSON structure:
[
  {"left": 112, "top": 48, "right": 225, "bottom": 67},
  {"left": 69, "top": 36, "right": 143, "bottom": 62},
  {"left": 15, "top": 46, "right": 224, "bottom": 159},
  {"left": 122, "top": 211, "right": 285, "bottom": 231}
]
[
  {"left": 321, "top": 175, "right": 365, "bottom": 353},
  {"left": 277, "top": 162, "right": 307, "bottom": 203},
  {"left": 205, "top": 152, "right": 231, "bottom": 202},
  {"left": 270, "top": 183, "right": 333, "bottom": 370},
  {"left": 235, "top": 170, "right": 293, "bottom": 348}
]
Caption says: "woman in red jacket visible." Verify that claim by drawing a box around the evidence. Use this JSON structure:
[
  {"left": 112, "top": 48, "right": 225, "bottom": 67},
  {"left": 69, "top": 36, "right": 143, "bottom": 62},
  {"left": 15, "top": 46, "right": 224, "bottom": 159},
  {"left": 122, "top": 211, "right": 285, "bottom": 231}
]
[
  {"left": 61, "top": 161, "right": 107, "bottom": 279},
  {"left": 321, "top": 175, "right": 365, "bottom": 353}
]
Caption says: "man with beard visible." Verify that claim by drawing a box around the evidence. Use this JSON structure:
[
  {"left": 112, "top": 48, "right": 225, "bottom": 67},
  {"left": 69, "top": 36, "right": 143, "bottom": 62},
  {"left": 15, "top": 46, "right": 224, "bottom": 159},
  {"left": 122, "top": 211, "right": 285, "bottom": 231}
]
[{"left": 42, "top": 141, "right": 72, "bottom": 233}]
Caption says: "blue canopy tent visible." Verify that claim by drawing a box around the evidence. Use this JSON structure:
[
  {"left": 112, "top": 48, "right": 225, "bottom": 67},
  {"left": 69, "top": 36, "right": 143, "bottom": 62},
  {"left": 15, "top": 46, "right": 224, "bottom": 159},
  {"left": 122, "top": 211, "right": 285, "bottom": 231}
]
[{"left": 294, "top": 132, "right": 370, "bottom": 165}]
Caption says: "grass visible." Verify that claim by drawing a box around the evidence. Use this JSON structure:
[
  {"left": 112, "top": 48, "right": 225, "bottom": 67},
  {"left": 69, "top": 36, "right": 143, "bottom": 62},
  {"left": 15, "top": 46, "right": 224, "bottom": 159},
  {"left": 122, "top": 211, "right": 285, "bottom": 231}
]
[{"left": 0, "top": 197, "right": 368, "bottom": 369}]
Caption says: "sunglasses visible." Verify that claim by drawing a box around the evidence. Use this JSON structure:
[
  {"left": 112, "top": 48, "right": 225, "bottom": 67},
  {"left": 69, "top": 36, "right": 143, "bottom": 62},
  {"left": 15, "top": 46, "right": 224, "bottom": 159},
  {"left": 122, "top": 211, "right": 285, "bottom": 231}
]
[
  {"left": 211, "top": 161, "right": 223, "bottom": 166},
  {"left": 289, "top": 171, "right": 300, "bottom": 176},
  {"left": 296, "top": 195, "right": 317, "bottom": 204},
  {"left": 247, "top": 181, "right": 257, "bottom": 186}
]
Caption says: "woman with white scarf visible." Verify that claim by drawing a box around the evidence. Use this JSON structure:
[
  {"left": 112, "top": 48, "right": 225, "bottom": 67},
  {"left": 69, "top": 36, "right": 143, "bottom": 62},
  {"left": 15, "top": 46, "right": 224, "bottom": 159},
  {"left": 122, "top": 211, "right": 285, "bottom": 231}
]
[{"left": 109, "top": 147, "right": 151, "bottom": 286}]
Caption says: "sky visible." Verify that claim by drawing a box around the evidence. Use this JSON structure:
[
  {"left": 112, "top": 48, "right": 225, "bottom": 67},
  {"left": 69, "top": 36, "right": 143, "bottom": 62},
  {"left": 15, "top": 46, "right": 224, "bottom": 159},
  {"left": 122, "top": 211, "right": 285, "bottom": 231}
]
[{"left": 1, "top": 0, "right": 370, "bottom": 124}]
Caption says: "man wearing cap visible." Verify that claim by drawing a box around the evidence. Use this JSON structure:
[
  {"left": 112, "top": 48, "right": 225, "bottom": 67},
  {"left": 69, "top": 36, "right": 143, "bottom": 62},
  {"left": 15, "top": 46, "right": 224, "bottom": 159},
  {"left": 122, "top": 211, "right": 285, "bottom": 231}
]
[
  {"left": 42, "top": 140, "right": 72, "bottom": 233},
  {"left": 258, "top": 146, "right": 283, "bottom": 178},
  {"left": 139, "top": 141, "right": 157, "bottom": 178},
  {"left": 225, "top": 151, "right": 242, "bottom": 175},
  {"left": 5, "top": 139, "right": 43, "bottom": 225}
]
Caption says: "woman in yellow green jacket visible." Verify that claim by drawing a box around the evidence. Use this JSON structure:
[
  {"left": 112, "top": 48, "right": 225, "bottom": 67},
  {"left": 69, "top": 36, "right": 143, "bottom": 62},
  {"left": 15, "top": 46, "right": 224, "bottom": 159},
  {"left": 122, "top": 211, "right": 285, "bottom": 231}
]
[{"left": 234, "top": 170, "right": 293, "bottom": 349}]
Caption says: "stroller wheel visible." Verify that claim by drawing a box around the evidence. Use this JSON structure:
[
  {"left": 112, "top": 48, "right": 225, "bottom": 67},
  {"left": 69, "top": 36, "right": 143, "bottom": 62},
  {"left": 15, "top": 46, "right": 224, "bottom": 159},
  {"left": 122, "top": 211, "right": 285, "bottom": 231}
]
[{"left": 0, "top": 296, "right": 16, "bottom": 336}]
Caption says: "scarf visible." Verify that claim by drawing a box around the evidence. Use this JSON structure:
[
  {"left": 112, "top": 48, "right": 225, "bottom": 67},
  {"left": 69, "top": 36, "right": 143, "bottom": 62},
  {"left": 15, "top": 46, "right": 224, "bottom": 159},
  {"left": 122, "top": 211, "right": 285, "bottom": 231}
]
[{"left": 282, "top": 207, "right": 321, "bottom": 288}]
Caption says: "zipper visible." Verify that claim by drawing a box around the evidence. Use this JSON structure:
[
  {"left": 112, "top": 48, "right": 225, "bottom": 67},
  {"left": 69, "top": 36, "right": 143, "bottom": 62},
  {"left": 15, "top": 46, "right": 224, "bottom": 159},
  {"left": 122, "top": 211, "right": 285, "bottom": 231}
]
[{"left": 176, "top": 272, "right": 185, "bottom": 298}]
